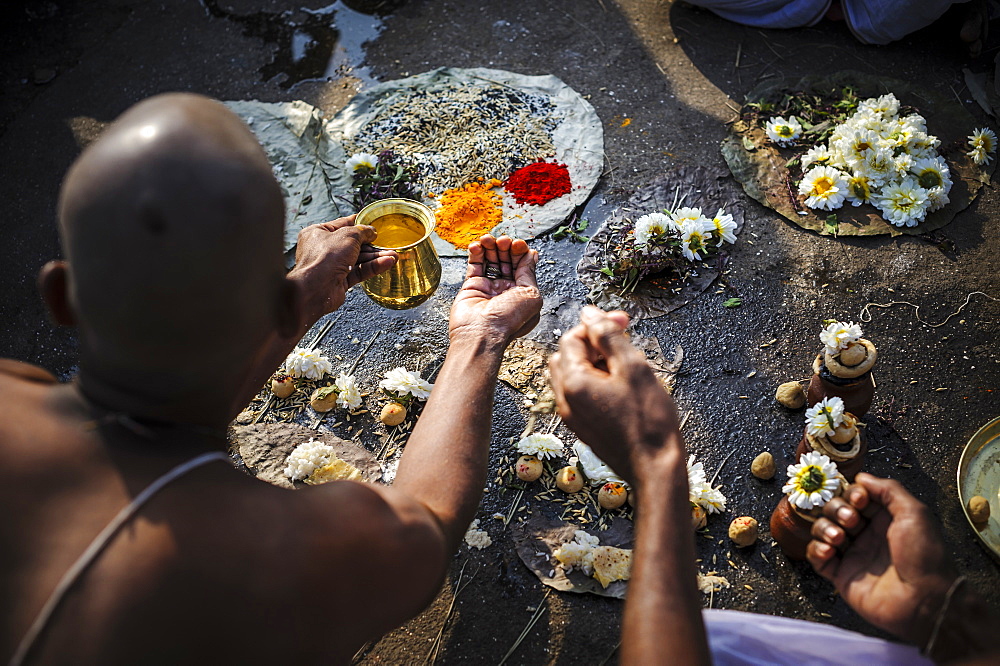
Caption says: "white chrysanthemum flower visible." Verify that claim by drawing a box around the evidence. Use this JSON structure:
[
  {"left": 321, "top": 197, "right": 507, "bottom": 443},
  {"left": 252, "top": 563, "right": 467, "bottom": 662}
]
[
  {"left": 910, "top": 156, "right": 950, "bottom": 189},
  {"left": 845, "top": 109, "right": 885, "bottom": 134},
  {"left": 819, "top": 320, "right": 863, "bottom": 354},
  {"left": 574, "top": 441, "right": 624, "bottom": 486},
  {"left": 805, "top": 396, "right": 846, "bottom": 437},
  {"left": 516, "top": 433, "right": 564, "bottom": 460},
  {"left": 346, "top": 152, "right": 378, "bottom": 173},
  {"left": 798, "top": 165, "right": 848, "bottom": 211},
  {"left": 687, "top": 455, "right": 727, "bottom": 514},
  {"left": 679, "top": 217, "right": 714, "bottom": 261},
  {"left": 967, "top": 128, "right": 997, "bottom": 165},
  {"left": 379, "top": 367, "right": 433, "bottom": 400},
  {"left": 284, "top": 347, "right": 333, "bottom": 380},
  {"left": 633, "top": 212, "right": 675, "bottom": 247},
  {"left": 801, "top": 145, "right": 834, "bottom": 170},
  {"left": 709, "top": 208, "right": 737, "bottom": 244},
  {"left": 834, "top": 128, "right": 879, "bottom": 167},
  {"left": 892, "top": 152, "right": 914, "bottom": 178},
  {"left": 861, "top": 147, "right": 896, "bottom": 185},
  {"left": 844, "top": 172, "right": 875, "bottom": 207},
  {"left": 783, "top": 451, "right": 842, "bottom": 510},
  {"left": 908, "top": 131, "right": 940, "bottom": 157},
  {"left": 284, "top": 437, "right": 335, "bottom": 481},
  {"left": 925, "top": 186, "right": 950, "bottom": 213},
  {"left": 900, "top": 113, "right": 927, "bottom": 134},
  {"left": 669, "top": 206, "right": 705, "bottom": 227},
  {"left": 858, "top": 93, "right": 899, "bottom": 119},
  {"left": 333, "top": 373, "right": 363, "bottom": 410},
  {"left": 765, "top": 116, "right": 802, "bottom": 146},
  {"left": 877, "top": 177, "right": 929, "bottom": 227}
]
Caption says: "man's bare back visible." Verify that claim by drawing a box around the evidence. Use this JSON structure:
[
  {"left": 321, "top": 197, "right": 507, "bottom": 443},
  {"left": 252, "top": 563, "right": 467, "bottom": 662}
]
[{"left": 1, "top": 93, "right": 541, "bottom": 664}]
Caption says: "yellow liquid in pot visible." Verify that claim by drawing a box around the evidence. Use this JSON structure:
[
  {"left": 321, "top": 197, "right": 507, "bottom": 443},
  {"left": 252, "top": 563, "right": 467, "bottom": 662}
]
[{"left": 372, "top": 213, "right": 426, "bottom": 248}]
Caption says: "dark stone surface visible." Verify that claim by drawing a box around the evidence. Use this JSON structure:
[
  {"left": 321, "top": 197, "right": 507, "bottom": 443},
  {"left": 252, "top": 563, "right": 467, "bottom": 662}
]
[{"left": 1, "top": 0, "right": 997, "bottom": 663}]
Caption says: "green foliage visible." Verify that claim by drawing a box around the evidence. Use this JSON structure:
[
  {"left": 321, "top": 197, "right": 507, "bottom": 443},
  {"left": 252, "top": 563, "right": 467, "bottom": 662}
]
[
  {"left": 723, "top": 297, "right": 742, "bottom": 308},
  {"left": 552, "top": 217, "right": 590, "bottom": 243}
]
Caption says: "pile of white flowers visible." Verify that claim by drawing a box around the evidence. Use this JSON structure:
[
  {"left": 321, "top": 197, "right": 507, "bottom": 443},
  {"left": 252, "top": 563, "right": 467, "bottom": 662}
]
[
  {"left": 573, "top": 440, "right": 625, "bottom": 486},
  {"left": 767, "top": 94, "right": 967, "bottom": 227},
  {"left": 283, "top": 347, "right": 333, "bottom": 380},
  {"left": 379, "top": 367, "right": 433, "bottom": 401},
  {"left": 819, "top": 321, "right": 863, "bottom": 355},
  {"left": 517, "top": 433, "right": 564, "bottom": 460},
  {"left": 284, "top": 437, "right": 335, "bottom": 481},
  {"left": 687, "top": 455, "right": 727, "bottom": 513},
  {"left": 331, "top": 373, "right": 363, "bottom": 410},
  {"left": 633, "top": 206, "right": 738, "bottom": 262},
  {"left": 805, "top": 396, "right": 846, "bottom": 438}
]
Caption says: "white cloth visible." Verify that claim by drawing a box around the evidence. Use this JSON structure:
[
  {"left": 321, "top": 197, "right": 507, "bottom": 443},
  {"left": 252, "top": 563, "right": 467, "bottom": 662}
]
[
  {"left": 704, "top": 608, "right": 932, "bottom": 665},
  {"left": 683, "top": 0, "right": 967, "bottom": 44}
]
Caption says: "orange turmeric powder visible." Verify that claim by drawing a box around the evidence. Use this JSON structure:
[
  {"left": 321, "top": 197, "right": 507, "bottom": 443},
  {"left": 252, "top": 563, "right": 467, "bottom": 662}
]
[{"left": 433, "top": 178, "right": 503, "bottom": 249}]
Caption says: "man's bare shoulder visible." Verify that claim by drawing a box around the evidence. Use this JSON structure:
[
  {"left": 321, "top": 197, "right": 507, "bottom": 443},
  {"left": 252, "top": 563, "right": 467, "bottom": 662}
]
[{"left": 0, "top": 359, "right": 58, "bottom": 386}]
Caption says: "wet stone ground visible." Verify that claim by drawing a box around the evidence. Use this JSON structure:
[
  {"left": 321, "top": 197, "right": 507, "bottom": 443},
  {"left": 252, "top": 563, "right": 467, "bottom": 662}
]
[{"left": 2, "top": 0, "right": 999, "bottom": 663}]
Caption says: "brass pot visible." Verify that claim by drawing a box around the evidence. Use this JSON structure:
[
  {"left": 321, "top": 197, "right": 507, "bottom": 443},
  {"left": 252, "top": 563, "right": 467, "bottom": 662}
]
[{"left": 357, "top": 198, "right": 442, "bottom": 310}]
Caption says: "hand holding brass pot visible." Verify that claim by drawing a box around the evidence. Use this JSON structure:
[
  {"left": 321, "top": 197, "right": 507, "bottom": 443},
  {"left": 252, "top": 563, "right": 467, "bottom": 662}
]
[{"left": 356, "top": 199, "right": 442, "bottom": 310}]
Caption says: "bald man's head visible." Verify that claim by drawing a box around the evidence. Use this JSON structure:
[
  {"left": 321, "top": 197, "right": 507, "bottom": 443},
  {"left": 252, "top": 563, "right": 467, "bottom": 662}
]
[{"left": 53, "top": 93, "right": 287, "bottom": 405}]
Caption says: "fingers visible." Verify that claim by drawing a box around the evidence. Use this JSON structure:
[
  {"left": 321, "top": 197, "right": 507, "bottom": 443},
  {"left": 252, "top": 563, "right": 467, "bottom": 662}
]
[
  {"left": 579, "top": 306, "right": 638, "bottom": 374},
  {"left": 854, "top": 473, "right": 923, "bottom": 520},
  {"left": 320, "top": 214, "right": 358, "bottom": 230},
  {"left": 495, "top": 235, "right": 514, "bottom": 279},
  {"left": 514, "top": 248, "right": 540, "bottom": 290},
  {"left": 806, "top": 539, "right": 841, "bottom": 580},
  {"left": 467, "top": 241, "right": 486, "bottom": 279},
  {"left": 347, "top": 254, "right": 397, "bottom": 287}
]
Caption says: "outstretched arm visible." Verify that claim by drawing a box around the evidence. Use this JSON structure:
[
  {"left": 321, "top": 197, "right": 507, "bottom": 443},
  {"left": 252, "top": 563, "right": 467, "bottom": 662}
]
[
  {"left": 232, "top": 216, "right": 397, "bottom": 414},
  {"left": 808, "top": 473, "right": 998, "bottom": 664},
  {"left": 393, "top": 235, "right": 542, "bottom": 551},
  {"left": 550, "top": 306, "right": 710, "bottom": 666}
]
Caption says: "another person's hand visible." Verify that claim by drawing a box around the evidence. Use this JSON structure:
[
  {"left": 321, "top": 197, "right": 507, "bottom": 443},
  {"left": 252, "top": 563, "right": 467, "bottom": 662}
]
[
  {"left": 290, "top": 215, "right": 397, "bottom": 325},
  {"left": 806, "top": 473, "right": 959, "bottom": 648},
  {"left": 448, "top": 235, "right": 541, "bottom": 345},
  {"left": 549, "top": 306, "right": 683, "bottom": 485}
]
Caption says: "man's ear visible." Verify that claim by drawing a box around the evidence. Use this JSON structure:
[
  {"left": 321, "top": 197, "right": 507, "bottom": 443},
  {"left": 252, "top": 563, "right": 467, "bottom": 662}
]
[
  {"left": 275, "top": 277, "right": 304, "bottom": 339},
  {"left": 38, "top": 260, "right": 76, "bottom": 326}
]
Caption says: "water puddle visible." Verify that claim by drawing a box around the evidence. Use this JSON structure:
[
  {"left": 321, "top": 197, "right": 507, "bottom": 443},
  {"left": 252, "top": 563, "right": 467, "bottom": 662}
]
[{"left": 201, "top": 0, "right": 384, "bottom": 88}]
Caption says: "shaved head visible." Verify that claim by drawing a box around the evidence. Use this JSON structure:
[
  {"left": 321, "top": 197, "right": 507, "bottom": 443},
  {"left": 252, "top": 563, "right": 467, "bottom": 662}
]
[{"left": 55, "top": 93, "right": 287, "bottom": 416}]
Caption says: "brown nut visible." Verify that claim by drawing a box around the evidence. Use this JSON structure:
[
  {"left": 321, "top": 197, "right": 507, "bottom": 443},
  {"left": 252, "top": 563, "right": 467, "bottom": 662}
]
[
  {"left": 840, "top": 342, "right": 867, "bottom": 366},
  {"left": 555, "top": 466, "right": 585, "bottom": 493},
  {"left": 271, "top": 374, "right": 295, "bottom": 399},
  {"left": 968, "top": 495, "right": 990, "bottom": 524},
  {"left": 775, "top": 381, "right": 806, "bottom": 409},
  {"left": 515, "top": 455, "right": 543, "bottom": 482},
  {"left": 379, "top": 402, "right": 407, "bottom": 426},
  {"left": 728, "top": 516, "right": 758, "bottom": 547},
  {"left": 829, "top": 419, "right": 858, "bottom": 445},
  {"left": 309, "top": 386, "right": 338, "bottom": 412},
  {"left": 691, "top": 504, "right": 707, "bottom": 530},
  {"left": 598, "top": 482, "right": 627, "bottom": 510},
  {"left": 751, "top": 452, "right": 776, "bottom": 480}
]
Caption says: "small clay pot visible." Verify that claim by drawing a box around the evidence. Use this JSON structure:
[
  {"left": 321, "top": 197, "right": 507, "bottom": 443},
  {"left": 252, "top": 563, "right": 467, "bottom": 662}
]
[
  {"left": 770, "top": 496, "right": 815, "bottom": 561},
  {"left": 807, "top": 356, "right": 875, "bottom": 416},
  {"left": 795, "top": 427, "right": 867, "bottom": 481}
]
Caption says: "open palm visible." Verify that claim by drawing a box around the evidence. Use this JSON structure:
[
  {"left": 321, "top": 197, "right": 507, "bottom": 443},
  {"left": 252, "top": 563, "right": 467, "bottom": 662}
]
[{"left": 449, "top": 235, "right": 542, "bottom": 344}]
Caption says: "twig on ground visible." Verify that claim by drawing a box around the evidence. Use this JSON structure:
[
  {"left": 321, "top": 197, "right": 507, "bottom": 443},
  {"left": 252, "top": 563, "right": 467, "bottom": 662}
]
[
  {"left": 425, "top": 560, "right": 478, "bottom": 664},
  {"left": 498, "top": 590, "right": 552, "bottom": 665},
  {"left": 711, "top": 448, "right": 738, "bottom": 485},
  {"left": 859, "top": 291, "right": 999, "bottom": 328}
]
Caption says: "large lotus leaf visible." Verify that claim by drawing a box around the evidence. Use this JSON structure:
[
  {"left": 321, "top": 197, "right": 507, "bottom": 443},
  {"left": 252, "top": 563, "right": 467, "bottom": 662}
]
[
  {"left": 722, "top": 70, "right": 993, "bottom": 237},
  {"left": 225, "top": 101, "right": 351, "bottom": 259},
  {"left": 577, "top": 167, "right": 745, "bottom": 321},
  {"left": 325, "top": 67, "right": 604, "bottom": 257}
]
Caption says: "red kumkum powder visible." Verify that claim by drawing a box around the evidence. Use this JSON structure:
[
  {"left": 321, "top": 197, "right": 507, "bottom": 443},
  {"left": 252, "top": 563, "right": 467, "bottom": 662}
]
[{"left": 504, "top": 161, "right": 572, "bottom": 206}]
